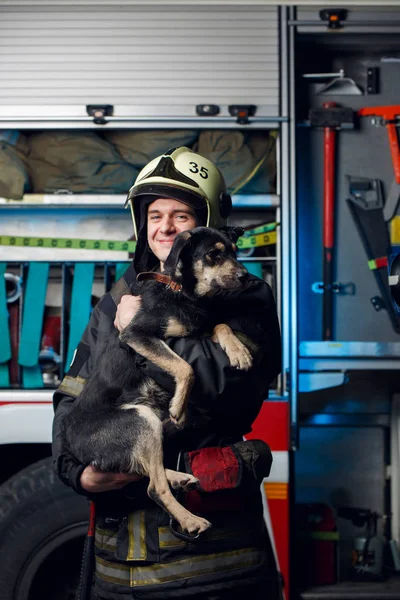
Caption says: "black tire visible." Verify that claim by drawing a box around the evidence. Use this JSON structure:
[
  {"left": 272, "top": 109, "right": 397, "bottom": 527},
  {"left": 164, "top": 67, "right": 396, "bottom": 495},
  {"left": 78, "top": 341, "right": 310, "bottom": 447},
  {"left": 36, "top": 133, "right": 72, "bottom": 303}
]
[{"left": 0, "top": 457, "right": 89, "bottom": 600}]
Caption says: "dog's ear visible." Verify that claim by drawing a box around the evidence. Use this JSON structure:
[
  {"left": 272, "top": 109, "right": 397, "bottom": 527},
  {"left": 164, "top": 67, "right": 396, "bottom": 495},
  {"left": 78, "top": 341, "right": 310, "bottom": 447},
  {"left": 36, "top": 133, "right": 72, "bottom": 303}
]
[
  {"left": 219, "top": 226, "right": 245, "bottom": 244},
  {"left": 163, "top": 230, "right": 192, "bottom": 272}
]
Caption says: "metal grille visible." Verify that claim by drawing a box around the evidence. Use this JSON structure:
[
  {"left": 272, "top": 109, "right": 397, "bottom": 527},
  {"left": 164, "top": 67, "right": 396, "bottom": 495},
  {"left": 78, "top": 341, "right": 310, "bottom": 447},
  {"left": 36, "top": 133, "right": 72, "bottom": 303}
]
[{"left": 0, "top": 4, "right": 279, "bottom": 120}]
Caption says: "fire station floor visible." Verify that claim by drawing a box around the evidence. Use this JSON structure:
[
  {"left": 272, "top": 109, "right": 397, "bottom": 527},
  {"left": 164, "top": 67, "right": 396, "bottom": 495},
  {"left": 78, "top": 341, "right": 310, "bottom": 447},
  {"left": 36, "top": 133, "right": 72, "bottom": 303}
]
[{"left": 300, "top": 575, "right": 400, "bottom": 599}]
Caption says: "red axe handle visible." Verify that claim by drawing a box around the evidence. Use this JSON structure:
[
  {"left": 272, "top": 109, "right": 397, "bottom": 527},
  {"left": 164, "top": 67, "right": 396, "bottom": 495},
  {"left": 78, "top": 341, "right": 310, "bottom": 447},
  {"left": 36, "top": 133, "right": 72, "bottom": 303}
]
[
  {"left": 309, "top": 102, "right": 354, "bottom": 340},
  {"left": 359, "top": 105, "right": 400, "bottom": 184},
  {"left": 77, "top": 501, "right": 96, "bottom": 600},
  {"left": 323, "top": 116, "right": 336, "bottom": 341},
  {"left": 387, "top": 123, "right": 400, "bottom": 184},
  {"left": 324, "top": 126, "right": 336, "bottom": 251}
]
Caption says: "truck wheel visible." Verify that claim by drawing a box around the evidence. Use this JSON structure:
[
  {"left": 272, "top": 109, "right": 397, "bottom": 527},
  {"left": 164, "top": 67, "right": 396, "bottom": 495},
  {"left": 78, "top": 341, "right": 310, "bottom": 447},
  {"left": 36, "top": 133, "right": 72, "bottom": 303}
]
[{"left": 0, "top": 457, "right": 89, "bottom": 600}]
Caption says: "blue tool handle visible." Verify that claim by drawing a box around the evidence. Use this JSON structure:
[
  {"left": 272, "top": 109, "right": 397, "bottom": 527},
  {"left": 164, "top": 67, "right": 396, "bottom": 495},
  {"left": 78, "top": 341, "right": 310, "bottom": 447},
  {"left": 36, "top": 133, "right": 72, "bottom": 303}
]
[
  {"left": 66, "top": 263, "right": 95, "bottom": 368},
  {"left": 18, "top": 263, "right": 49, "bottom": 367}
]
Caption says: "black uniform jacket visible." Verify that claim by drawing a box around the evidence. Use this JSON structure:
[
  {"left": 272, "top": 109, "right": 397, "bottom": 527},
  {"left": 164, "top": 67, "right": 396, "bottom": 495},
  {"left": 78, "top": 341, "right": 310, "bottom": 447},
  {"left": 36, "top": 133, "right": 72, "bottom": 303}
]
[
  {"left": 52, "top": 261, "right": 282, "bottom": 599},
  {"left": 53, "top": 261, "right": 281, "bottom": 496}
]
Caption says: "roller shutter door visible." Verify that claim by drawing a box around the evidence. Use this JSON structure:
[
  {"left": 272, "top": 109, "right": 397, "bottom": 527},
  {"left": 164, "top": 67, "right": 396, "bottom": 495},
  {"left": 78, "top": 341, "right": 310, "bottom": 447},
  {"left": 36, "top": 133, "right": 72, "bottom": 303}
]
[{"left": 0, "top": 4, "right": 280, "bottom": 124}]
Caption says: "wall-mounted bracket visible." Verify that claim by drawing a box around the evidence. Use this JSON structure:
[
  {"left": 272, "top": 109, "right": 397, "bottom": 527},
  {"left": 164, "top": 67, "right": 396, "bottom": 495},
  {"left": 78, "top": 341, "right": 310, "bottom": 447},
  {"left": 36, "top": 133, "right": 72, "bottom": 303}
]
[
  {"left": 86, "top": 104, "right": 114, "bottom": 125},
  {"left": 347, "top": 176, "right": 384, "bottom": 211},
  {"left": 371, "top": 296, "right": 386, "bottom": 311},
  {"left": 319, "top": 8, "right": 348, "bottom": 30},
  {"left": 228, "top": 105, "right": 256, "bottom": 125},
  {"left": 311, "top": 281, "right": 355, "bottom": 295},
  {"left": 196, "top": 104, "right": 220, "bottom": 117}
]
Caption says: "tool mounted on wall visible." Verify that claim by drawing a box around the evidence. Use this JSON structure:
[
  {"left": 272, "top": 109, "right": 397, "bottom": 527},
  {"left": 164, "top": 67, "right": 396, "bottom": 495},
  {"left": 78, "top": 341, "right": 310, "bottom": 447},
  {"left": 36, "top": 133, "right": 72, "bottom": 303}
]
[
  {"left": 346, "top": 176, "right": 400, "bottom": 333},
  {"left": 338, "top": 507, "right": 385, "bottom": 581},
  {"left": 358, "top": 105, "right": 400, "bottom": 222},
  {"left": 309, "top": 103, "right": 355, "bottom": 340},
  {"left": 389, "top": 253, "right": 400, "bottom": 314},
  {"left": 0, "top": 266, "right": 21, "bottom": 387},
  {"left": 5, "top": 272, "right": 22, "bottom": 386},
  {"left": 356, "top": 105, "right": 400, "bottom": 332},
  {"left": 303, "top": 70, "right": 363, "bottom": 96}
]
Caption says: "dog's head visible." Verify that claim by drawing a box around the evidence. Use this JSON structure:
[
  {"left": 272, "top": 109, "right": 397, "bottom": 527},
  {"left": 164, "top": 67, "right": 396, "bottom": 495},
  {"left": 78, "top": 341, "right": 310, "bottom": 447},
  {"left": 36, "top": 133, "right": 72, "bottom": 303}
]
[{"left": 163, "top": 226, "right": 248, "bottom": 297}]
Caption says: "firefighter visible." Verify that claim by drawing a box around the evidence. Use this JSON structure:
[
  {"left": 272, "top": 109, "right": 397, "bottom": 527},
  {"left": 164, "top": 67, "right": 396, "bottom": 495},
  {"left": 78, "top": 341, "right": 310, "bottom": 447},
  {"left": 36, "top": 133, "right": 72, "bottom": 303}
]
[{"left": 52, "top": 147, "right": 282, "bottom": 600}]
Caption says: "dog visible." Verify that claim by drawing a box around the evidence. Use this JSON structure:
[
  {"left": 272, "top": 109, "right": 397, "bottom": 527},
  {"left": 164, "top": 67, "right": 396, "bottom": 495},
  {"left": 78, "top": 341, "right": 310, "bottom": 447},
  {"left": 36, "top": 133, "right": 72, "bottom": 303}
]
[{"left": 62, "top": 226, "right": 254, "bottom": 538}]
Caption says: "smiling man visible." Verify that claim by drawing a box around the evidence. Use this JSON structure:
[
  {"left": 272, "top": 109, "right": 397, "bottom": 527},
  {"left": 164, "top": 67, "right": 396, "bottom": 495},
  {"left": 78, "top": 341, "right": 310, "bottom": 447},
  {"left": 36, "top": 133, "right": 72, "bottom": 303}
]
[
  {"left": 147, "top": 198, "right": 198, "bottom": 268},
  {"left": 52, "top": 147, "right": 282, "bottom": 600}
]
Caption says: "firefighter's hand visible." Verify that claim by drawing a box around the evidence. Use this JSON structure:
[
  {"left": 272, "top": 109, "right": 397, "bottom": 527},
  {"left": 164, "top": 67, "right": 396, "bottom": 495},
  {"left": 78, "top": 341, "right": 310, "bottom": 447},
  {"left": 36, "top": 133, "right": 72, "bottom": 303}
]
[
  {"left": 80, "top": 465, "right": 143, "bottom": 492},
  {"left": 114, "top": 294, "right": 142, "bottom": 332}
]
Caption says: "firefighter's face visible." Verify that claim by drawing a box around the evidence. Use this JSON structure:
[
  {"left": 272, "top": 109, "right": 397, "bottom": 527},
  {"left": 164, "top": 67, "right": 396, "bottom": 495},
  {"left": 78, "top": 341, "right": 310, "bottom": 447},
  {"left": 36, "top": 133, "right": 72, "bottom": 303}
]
[{"left": 147, "top": 198, "right": 198, "bottom": 267}]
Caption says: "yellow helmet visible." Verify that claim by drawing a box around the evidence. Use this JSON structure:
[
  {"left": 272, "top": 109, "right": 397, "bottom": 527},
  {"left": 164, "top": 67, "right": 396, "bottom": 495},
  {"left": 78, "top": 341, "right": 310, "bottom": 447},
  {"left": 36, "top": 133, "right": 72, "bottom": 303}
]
[{"left": 125, "top": 146, "right": 232, "bottom": 239}]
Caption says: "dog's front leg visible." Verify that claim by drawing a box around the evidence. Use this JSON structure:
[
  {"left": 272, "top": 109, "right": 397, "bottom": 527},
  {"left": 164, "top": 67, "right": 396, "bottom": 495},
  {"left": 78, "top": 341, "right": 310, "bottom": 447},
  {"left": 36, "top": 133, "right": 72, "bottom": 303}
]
[
  {"left": 211, "top": 324, "right": 253, "bottom": 370},
  {"left": 120, "top": 330, "right": 194, "bottom": 427}
]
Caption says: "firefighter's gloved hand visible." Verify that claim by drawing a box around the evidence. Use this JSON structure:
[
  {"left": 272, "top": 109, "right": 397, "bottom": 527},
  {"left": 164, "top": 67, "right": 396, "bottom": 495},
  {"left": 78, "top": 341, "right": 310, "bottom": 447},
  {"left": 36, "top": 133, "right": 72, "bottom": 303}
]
[
  {"left": 183, "top": 439, "right": 272, "bottom": 493},
  {"left": 233, "top": 439, "right": 273, "bottom": 485}
]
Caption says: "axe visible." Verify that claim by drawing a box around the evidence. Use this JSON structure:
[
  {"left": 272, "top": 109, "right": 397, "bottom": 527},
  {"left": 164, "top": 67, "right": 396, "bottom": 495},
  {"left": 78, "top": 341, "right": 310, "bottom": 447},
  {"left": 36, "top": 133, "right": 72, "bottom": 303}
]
[{"left": 358, "top": 105, "right": 400, "bottom": 222}]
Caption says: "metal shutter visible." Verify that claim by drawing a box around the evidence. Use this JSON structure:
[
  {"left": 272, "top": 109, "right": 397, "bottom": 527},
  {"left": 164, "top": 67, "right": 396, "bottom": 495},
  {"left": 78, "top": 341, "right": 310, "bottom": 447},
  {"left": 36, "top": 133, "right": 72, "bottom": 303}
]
[{"left": 0, "top": 4, "right": 280, "bottom": 125}]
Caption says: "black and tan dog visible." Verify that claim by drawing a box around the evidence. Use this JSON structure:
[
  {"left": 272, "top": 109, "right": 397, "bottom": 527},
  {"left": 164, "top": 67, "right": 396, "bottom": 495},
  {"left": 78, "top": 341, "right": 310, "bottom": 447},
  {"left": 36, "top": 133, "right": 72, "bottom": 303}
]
[{"left": 62, "top": 226, "right": 254, "bottom": 537}]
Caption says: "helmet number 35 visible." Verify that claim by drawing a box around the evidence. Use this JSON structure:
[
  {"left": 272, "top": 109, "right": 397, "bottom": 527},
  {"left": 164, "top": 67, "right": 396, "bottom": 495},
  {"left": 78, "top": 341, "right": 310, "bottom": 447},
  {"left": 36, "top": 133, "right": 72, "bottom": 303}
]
[{"left": 189, "top": 162, "right": 209, "bottom": 179}]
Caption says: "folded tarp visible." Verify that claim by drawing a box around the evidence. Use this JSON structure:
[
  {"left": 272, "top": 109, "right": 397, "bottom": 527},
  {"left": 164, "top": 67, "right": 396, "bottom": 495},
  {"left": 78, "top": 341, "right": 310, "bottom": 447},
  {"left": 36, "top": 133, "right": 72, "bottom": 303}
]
[
  {"left": 1, "top": 129, "right": 276, "bottom": 198},
  {"left": 194, "top": 130, "right": 277, "bottom": 195},
  {"left": 0, "top": 132, "right": 30, "bottom": 199},
  {"left": 27, "top": 131, "right": 138, "bottom": 193},
  {"left": 105, "top": 130, "right": 198, "bottom": 168}
]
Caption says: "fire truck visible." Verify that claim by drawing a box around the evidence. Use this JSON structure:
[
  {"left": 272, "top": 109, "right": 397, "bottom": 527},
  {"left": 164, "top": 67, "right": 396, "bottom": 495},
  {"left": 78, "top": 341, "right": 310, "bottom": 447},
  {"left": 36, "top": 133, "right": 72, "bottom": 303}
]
[{"left": 1, "top": 2, "right": 400, "bottom": 599}]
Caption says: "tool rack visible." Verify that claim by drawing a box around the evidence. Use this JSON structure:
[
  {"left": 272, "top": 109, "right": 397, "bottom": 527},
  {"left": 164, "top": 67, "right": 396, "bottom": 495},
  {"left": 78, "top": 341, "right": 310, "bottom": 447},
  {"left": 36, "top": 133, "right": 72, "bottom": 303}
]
[{"left": 292, "top": 4, "right": 400, "bottom": 598}]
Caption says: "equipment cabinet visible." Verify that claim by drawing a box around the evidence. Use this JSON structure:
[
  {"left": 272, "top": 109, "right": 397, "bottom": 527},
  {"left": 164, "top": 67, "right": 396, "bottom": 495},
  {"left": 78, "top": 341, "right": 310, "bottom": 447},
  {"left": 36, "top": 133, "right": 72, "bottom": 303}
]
[{"left": 293, "top": 4, "right": 400, "bottom": 598}]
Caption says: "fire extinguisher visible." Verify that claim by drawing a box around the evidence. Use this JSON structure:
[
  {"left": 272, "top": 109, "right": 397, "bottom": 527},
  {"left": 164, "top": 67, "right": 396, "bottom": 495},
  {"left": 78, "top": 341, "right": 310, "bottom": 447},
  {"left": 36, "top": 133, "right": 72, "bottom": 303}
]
[{"left": 296, "top": 503, "right": 339, "bottom": 587}]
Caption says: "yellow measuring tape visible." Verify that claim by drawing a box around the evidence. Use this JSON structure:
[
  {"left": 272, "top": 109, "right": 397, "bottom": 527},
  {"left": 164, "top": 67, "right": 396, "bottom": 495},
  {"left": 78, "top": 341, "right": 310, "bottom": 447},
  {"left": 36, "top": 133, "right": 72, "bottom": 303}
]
[
  {"left": 0, "top": 235, "right": 137, "bottom": 253},
  {"left": 239, "top": 221, "right": 278, "bottom": 249},
  {"left": 0, "top": 223, "right": 278, "bottom": 253},
  {"left": 237, "top": 230, "right": 277, "bottom": 250}
]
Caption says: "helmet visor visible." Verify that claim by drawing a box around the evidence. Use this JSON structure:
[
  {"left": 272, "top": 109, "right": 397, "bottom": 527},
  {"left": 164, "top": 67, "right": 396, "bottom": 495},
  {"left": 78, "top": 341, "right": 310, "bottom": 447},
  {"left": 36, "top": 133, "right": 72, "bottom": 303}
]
[{"left": 125, "top": 182, "right": 207, "bottom": 210}]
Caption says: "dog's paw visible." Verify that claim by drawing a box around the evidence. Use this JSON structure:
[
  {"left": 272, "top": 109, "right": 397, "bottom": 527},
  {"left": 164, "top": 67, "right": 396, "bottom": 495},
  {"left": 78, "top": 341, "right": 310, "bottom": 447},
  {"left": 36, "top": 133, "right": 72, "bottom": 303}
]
[
  {"left": 181, "top": 515, "right": 212, "bottom": 536},
  {"left": 226, "top": 344, "right": 253, "bottom": 371},
  {"left": 169, "top": 397, "right": 187, "bottom": 429},
  {"left": 237, "top": 346, "right": 253, "bottom": 370},
  {"left": 180, "top": 476, "right": 199, "bottom": 492},
  {"left": 167, "top": 471, "right": 199, "bottom": 492},
  {"left": 169, "top": 409, "right": 187, "bottom": 429}
]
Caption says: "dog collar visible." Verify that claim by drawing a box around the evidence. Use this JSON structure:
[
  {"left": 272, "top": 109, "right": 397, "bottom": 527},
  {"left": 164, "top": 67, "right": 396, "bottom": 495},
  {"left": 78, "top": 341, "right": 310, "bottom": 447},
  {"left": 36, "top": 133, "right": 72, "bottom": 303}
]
[{"left": 136, "top": 272, "right": 183, "bottom": 292}]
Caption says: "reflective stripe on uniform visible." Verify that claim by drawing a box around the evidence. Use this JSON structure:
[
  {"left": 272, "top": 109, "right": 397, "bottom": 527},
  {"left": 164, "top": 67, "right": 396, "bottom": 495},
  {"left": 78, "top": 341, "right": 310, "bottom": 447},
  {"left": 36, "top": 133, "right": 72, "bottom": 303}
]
[
  {"left": 158, "top": 526, "right": 186, "bottom": 548},
  {"left": 96, "top": 555, "right": 131, "bottom": 586},
  {"left": 95, "top": 519, "right": 259, "bottom": 555},
  {"left": 95, "top": 527, "right": 117, "bottom": 553},
  {"left": 127, "top": 510, "right": 147, "bottom": 561},
  {"left": 57, "top": 375, "right": 86, "bottom": 397},
  {"left": 95, "top": 546, "right": 262, "bottom": 588}
]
